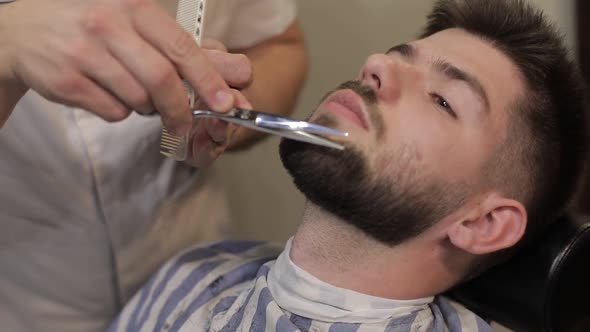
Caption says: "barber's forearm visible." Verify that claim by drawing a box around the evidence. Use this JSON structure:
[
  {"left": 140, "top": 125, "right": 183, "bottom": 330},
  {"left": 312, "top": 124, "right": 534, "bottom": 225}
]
[{"left": 228, "top": 22, "right": 309, "bottom": 150}]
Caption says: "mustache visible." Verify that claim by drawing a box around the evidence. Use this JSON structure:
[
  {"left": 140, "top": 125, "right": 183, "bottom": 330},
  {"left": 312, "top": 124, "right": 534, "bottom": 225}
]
[
  {"left": 319, "top": 80, "right": 378, "bottom": 106},
  {"left": 335, "top": 80, "right": 378, "bottom": 105}
]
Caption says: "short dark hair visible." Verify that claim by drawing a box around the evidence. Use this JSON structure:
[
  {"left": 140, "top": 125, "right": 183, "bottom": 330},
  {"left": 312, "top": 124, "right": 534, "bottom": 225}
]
[{"left": 421, "top": 0, "right": 588, "bottom": 249}]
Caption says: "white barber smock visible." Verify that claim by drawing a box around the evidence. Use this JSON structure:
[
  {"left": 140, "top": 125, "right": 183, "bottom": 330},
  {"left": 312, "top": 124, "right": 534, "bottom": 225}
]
[{"left": 0, "top": 1, "right": 296, "bottom": 331}]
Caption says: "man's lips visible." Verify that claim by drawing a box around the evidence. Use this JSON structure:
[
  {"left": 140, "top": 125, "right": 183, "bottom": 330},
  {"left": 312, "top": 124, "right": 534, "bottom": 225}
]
[{"left": 323, "top": 89, "right": 369, "bottom": 130}]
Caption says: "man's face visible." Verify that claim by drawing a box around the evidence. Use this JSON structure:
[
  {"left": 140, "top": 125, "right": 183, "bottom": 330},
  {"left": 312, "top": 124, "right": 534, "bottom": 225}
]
[{"left": 280, "top": 28, "right": 524, "bottom": 245}]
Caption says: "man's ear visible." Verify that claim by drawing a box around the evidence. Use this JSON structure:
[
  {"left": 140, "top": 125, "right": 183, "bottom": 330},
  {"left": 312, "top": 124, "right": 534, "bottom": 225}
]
[{"left": 447, "top": 194, "right": 527, "bottom": 255}]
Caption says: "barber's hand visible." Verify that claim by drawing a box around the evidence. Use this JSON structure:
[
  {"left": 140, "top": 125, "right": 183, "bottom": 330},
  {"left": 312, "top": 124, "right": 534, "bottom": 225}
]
[
  {"left": 0, "top": 0, "right": 251, "bottom": 136},
  {"left": 185, "top": 89, "right": 252, "bottom": 168}
]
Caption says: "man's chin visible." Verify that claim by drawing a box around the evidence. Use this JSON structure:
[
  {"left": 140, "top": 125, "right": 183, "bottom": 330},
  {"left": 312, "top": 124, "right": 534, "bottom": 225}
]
[
  {"left": 278, "top": 136, "right": 368, "bottom": 221},
  {"left": 278, "top": 137, "right": 358, "bottom": 175},
  {"left": 278, "top": 136, "right": 462, "bottom": 247}
]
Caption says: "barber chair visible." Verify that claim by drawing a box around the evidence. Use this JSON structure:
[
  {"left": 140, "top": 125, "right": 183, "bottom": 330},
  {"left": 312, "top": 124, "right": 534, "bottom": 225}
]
[{"left": 448, "top": 213, "right": 590, "bottom": 332}]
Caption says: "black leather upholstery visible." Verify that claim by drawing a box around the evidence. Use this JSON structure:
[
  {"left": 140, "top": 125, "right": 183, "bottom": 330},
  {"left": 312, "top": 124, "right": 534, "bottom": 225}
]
[{"left": 448, "top": 213, "right": 590, "bottom": 332}]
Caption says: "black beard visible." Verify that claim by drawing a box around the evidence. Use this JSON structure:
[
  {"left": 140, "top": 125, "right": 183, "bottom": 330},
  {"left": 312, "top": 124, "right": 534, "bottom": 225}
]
[{"left": 279, "top": 82, "right": 466, "bottom": 246}]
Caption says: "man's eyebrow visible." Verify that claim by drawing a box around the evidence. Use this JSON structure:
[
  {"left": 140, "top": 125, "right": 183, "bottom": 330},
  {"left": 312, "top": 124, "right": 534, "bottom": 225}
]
[
  {"left": 432, "top": 58, "right": 490, "bottom": 110},
  {"left": 386, "top": 43, "right": 490, "bottom": 110},
  {"left": 386, "top": 43, "right": 416, "bottom": 58}
]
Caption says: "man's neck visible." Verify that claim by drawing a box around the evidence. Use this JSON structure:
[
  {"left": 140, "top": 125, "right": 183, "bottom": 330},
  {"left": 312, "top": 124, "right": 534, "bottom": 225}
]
[{"left": 290, "top": 202, "right": 457, "bottom": 300}]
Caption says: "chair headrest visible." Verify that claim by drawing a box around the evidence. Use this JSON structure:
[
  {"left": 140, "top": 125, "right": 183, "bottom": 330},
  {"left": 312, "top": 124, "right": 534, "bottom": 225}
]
[{"left": 448, "top": 212, "right": 590, "bottom": 332}]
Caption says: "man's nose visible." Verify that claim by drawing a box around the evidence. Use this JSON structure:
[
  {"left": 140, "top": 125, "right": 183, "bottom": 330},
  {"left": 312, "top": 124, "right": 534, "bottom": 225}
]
[{"left": 359, "top": 54, "right": 402, "bottom": 102}]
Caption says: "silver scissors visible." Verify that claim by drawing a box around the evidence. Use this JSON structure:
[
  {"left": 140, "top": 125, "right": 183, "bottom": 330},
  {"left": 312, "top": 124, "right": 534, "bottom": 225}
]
[{"left": 193, "top": 108, "right": 348, "bottom": 150}]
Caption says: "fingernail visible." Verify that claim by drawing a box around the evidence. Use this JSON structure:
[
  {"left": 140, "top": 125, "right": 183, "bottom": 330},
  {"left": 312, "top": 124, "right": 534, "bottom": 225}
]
[{"left": 215, "top": 90, "right": 234, "bottom": 111}]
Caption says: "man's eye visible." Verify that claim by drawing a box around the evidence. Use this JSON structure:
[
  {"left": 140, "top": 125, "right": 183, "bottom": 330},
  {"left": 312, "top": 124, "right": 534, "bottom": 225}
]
[{"left": 432, "top": 94, "right": 457, "bottom": 118}]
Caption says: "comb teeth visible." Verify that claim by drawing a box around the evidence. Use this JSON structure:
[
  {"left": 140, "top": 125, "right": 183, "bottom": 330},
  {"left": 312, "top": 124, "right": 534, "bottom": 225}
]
[
  {"left": 160, "top": 127, "right": 189, "bottom": 160},
  {"left": 161, "top": 0, "right": 204, "bottom": 161}
]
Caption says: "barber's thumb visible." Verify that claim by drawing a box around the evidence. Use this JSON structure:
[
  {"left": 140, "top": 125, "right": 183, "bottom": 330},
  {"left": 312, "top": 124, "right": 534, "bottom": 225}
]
[{"left": 211, "top": 90, "right": 234, "bottom": 112}]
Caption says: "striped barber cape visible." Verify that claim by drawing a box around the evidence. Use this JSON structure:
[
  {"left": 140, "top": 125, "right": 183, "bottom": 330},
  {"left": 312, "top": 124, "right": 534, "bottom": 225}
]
[{"left": 108, "top": 240, "right": 493, "bottom": 332}]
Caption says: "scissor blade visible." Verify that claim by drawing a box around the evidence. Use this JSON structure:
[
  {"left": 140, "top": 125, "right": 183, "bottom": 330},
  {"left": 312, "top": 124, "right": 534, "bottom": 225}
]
[
  {"left": 275, "top": 130, "right": 346, "bottom": 150},
  {"left": 192, "top": 109, "right": 346, "bottom": 150},
  {"left": 254, "top": 114, "right": 349, "bottom": 137},
  {"left": 235, "top": 124, "right": 346, "bottom": 150}
]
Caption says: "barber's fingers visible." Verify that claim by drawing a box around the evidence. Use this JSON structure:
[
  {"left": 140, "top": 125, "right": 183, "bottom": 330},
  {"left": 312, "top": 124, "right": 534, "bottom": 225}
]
[
  {"left": 65, "top": 76, "right": 131, "bottom": 121},
  {"left": 232, "top": 89, "right": 253, "bottom": 109},
  {"left": 186, "top": 115, "right": 224, "bottom": 168},
  {"left": 47, "top": 70, "right": 130, "bottom": 121},
  {"left": 4, "top": 3, "right": 136, "bottom": 121},
  {"left": 203, "top": 49, "right": 253, "bottom": 90},
  {"left": 201, "top": 39, "right": 228, "bottom": 52},
  {"left": 185, "top": 90, "right": 250, "bottom": 167},
  {"left": 206, "top": 89, "right": 251, "bottom": 144},
  {"left": 201, "top": 39, "right": 253, "bottom": 89},
  {"left": 13, "top": 50, "right": 131, "bottom": 121},
  {"left": 127, "top": 0, "right": 235, "bottom": 114},
  {"left": 88, "top": 9, "right": 192, "bottom": 135},
  {"left": 80, "top": 44, "right": 154, "bottom": 115}
]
